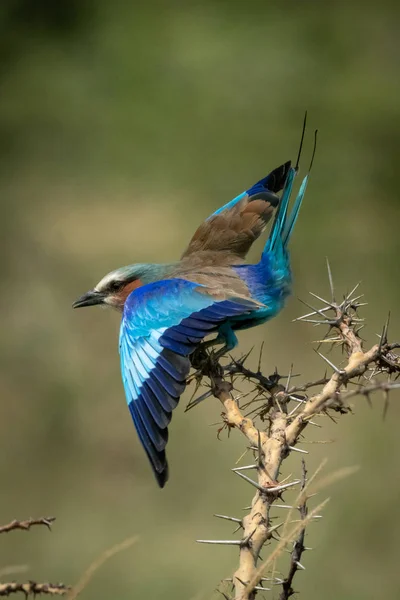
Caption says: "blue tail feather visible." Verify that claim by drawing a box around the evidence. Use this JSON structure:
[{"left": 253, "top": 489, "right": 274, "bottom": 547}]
[
  {"left": 264, "top": 167, "right": 296, "bottom": 254},
  {"left": 282, "top": 174, "right": 309, "bottom": 246},
  {"left": 263, "top": 168, "right": 308, "bottom": 256}
]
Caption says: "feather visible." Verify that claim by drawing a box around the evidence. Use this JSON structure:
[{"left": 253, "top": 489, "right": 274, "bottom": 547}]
[
  {"left": 119, "top": 278, "right": 259, "bottom": 486},
  {"left": 181, "top": 162, "right": 290, "bottom": 259}
]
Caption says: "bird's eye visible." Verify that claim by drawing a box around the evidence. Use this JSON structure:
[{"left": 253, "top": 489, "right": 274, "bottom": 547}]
[{"left": 109, "top": 281, "right": 122, "bottom": 292}]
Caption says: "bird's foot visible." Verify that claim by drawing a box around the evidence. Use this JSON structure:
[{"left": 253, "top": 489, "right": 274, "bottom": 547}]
[
  {"left": 189, "top": 345, "right": 211, "bottom": 372},
  {"left": 188, "top": 347, "right": 223, "bottom": 383}
]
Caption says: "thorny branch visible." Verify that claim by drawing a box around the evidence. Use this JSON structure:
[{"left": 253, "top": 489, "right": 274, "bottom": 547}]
[
  {"left": 0, "top": 514, "right": 137, "bottom": 598},
  {"left": 0, "top": 518, "right": 55, "bottom": 535},
  {"left": 0, "top": 582, "right": 69, "bottom": 597},
  {"left": 193, "top": 264, "right": 399, "bottom": 600},
  {"left": 0, "top": 517, "right": 70, "bottom": 597}
]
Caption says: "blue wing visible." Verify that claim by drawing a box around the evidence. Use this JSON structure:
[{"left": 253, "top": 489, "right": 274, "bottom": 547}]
[{"left": 119, "top": 278, "right": 259, "bottom": 487}]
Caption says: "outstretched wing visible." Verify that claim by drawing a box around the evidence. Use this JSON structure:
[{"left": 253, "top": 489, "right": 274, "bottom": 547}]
[
  {"left": 181, "top": 162, "right": 291, "bottom": 260},
  {"left": 119, "top": 278, "right": 259, "bottom": 487}
]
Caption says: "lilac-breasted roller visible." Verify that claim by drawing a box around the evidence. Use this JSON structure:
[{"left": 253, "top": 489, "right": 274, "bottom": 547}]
[{"left": 73, "top": 126, "right": 314, "bottom": 487}]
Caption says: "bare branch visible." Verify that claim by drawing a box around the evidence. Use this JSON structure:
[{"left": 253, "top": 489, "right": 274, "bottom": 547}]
[
  {"left": 0, "top": 518, "right": 55, "bottom": 535},
  {"left": 0, "top": 582, "right": 69, "bottom": 596}
]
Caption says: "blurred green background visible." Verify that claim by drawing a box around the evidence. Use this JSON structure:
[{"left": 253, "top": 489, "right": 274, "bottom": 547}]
[{"left": 1, "top": 1, "right": 399, "bottom": 598}]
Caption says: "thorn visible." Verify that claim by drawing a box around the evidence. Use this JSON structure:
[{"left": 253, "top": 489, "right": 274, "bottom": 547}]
[
  {"left": 275, "top": 397, "right": 284, "bottom": 414},
  {"left": 288, "top": 396, "right": 306, "bottom": 403},
  {"left": 185, "top": 389, "right": 212, "bottom": 412},
  {"left": 307, "top": 420, "right": 322, "bottom": 427},
  {"left": 313, "top": 336, "right": 342, "bottom": 344},
  {"left": 242, "top": 528, "right": 257, "bottom": 546},
  {"left": 288, "top": 445, "right": 309, "bottom": 454},
  {"left": 273, "top": 504, "right": 294, "bottom": 509},
  {"left": 295, "top": 561, "right": 306, "bottom": 570},
  {"left": 196, "top": 539, "right": 241, "bottom": 545},
  {"left": 315, "top": 350, "right": 345, "bottom": 375},
  {"left": 379, "top": 312, "right": 391, "bottom": 352},
  {"left": 285, "top": 363, "right": 294, "bottom": 392},
  {"left": 297, "top": 298, "right": 333, "bottom": 320},
  {"left": 254, "top": 586, "right": 272, "bottom": 591},
  {"left": 257, "top": 430, "right": 263, "bottom": 470},
  {"left": 383, "top": 389, "right": 390, "bottom": 420},
  {"left": 326, "top": 258, "right": 336, "bottom": 303},
  {"left": 234, "top": 471, "right": 301, "bottom": 494},
  {"left": 234, "top": 471, "right": 265, "bottom": 492},
  {"left": 304, "top": 547, "right": 313, "bottom": 551},
  {"left": 346, "top": 282, "right": 361, "bottom": 301},
  {"left": 268, "top": 522, "right": 283, "bottom": 534},
  {"left": 232, "top": 464, "right": 258, "bottom": 472},
  {"left": 232, "top": 524, "right": 242, "bottom": 534},
  {"left": 347, "top": 293, "right": 364, "bottom": 305},
  {"left": 267, "top": 480, "right": 301, "bottom": 493},
  {"left": 288, "top": 402, "right": 304, "bottom": 417},
  {"left": 295, "top": 305, "right": 332, "bottom": 320},
  {"left": 308, "top": 291, "right": 334, "bottom": 308},
  {"left": 214, "top": 514, "right": 242, "bottom": 524},
  {"left": 294, "top": 317, "right": 336, "bottom": 325},
  {"left": 257, "top": 342, "right": 265, "bottom": 373}
]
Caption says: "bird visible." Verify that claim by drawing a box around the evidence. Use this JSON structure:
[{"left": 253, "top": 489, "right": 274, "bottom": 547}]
[{"left": 73, "top": 120, "right": 315, "bottom": 487}]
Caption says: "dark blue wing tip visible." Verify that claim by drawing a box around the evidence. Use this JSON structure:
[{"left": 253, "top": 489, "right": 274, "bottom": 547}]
[
  {"left": 246, "top": 161, "right": 291, "bottom": 201},
  {"left": 156, "top": 463, "right": 169, "bottom": 488}
]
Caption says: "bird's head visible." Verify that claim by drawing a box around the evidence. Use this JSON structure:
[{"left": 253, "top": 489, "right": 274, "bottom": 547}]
[{"left": 72, "top": 264, "right": 152, "bottom": 311}]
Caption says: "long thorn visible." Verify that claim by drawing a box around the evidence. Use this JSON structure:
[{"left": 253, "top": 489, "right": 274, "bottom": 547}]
[
  {"left": 379, "top": 312, "right": 391, "bottom": 351},
  {"left": 346, "top": 281, "right": 362, "bottom": 301},
  {"left": 285, "top": 363, "right": 294, "bottom": 392},
  {"left": 288, "top": 445, "right": 309, "bottom": 454},
  {"left": 268, "top": 522, "right": 283, "bottom": 534},
  {"left": 232, "top": 464, "right": 258, "bottom": 472},
  {"left": 297, "top": 297, "right": 333, "bottom": 320},
  {"left": 214, "top": 514, "right": 242, "bottom": 524},
  {"left": 267, "top": 480, "right": 301, "bottom": 493},
  {"left": 254, "top": 586, "right": 272, "bottom": 591},
  {"left": 185, "top": 390, "right": 212, "bottom": 412},
  {"left": 257, "top": 430, "right": 263, "bottom": 470},
  {"left": 257, "top": 342, "right": 265, "bottom": 373},
  {"left": 315, "top": 350, "right": 345, "bottom": 375},
  {"left": 326, "top": 258, "right": 336, "bottom": 303},
  {"left": 309, "top": 291, "right": 334, "bottom": 308},
  {"left": 234, "top": 471, "right": 264, "bottom": 492},
  {"left": 196, "top": 539, "right": 241, "bottom": 545}
]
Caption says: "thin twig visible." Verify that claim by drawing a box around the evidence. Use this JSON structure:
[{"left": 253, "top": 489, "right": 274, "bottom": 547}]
[{"left": 0, "top": 518, "right": 55, "bottom": 535}]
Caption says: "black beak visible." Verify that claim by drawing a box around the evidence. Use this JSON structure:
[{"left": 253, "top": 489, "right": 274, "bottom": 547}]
[{"left": 72, "top": 290, "right": 105, "bottom": 309}]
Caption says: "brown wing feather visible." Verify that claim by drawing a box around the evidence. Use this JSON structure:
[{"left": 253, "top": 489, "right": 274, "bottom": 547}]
[{"left": 181, "top": 196, "right": 276, "bottom": 260}]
